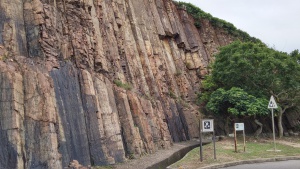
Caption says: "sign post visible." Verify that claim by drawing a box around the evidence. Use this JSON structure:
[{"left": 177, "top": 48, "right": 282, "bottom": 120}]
[
  {"left": 199, "top": 120, "right": 203, "bottom": 162},
  {"left": 200, "top": 119, "right": 216, "bottom": 161},
  {"left": 234, "top": 123, "right": 245, "bottom": 152},
  {"left": 268, "top": 95, "right": 280, "bottom": 152}
]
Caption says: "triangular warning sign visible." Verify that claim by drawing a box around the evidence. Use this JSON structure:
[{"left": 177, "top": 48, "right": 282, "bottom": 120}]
[{"left": 268, "top": 95, "right": 278, "bottom": 109}]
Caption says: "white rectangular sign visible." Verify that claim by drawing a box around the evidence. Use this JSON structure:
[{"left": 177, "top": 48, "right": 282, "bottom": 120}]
[
  {"left": 202, "top": 119, "right": 214, "bottom": 132},
  {"left": 235, "top": 123, "right": 244, "bottom": 131}
]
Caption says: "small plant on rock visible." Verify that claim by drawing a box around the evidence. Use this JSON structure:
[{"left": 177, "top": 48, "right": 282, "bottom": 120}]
[
  {"left": 169, "top": 91, "right": 177, "bottom": 99},
  {"left": 174, "top": 69, "right": 182, "bottom": 76},
  {"left": 113, "top": 80, "right": 132, "bottom": 90}
]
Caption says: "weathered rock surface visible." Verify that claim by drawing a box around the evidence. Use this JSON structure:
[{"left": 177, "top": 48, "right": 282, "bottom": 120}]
[{"left": 1, "top": 0, "right": 238, "bottom": 168}]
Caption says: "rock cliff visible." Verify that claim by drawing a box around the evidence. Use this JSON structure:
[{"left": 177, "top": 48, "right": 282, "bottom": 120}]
[{"left": 0, "top": 0, "right": 237, "bottom": 168}]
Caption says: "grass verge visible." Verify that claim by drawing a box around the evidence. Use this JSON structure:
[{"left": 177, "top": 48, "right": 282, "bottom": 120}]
[{"left": 169, "top": 137, "right": 300, "bottom": 169}]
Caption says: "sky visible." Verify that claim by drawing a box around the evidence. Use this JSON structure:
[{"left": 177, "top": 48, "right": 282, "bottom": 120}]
[{"left": 179, "top": 0, "right": 300, "bottom": 53}]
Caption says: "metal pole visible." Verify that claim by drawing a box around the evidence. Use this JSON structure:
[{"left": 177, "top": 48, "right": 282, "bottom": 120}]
[
  {"left": 243, "top": 129, "right": 246, "bottom": 152},
  {"left": 199, "top": 120, "right": 203, "bottom": 162},
  {"left": 213, "top": 131, "right": 216, "bottom": 160},
  {"left": 234, "top": 125, "right": 237, "bottom": 152},
  {"left": 271, "top": 108, "right": 276, "bottom": 151}
]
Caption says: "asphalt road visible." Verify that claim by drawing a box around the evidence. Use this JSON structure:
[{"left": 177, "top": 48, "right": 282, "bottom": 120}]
[{"left": 220, "top": 160, "right": 300, "bottom": 169}]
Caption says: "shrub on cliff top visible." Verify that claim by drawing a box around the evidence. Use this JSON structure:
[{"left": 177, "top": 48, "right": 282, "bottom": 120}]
[{"left": 174, "top": 1, "right": 262, "bottom": 43}]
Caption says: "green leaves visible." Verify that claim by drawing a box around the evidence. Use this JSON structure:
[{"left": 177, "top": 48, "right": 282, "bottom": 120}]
[
  {"left": 206, "top": 87, "right": 269, "bottom": 117},
  {"left": 211, "top": 41, "right": 300, "bottom": 99},
  {"left": 202, "top": 40, "right": 300, "bottom": 119}
]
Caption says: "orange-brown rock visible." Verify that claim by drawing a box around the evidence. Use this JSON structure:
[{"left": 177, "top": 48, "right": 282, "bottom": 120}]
[{"left": 0, "top": 0, "right": 239, "bottom": 168}]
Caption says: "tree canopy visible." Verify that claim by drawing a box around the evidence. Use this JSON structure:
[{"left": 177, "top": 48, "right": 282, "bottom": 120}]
[
  {"left": 201, "top": 41, "right": 300, "bottom": 137},
  {"left": 207, "top": 41, "right": 300, "bottom": 99},
  {"left": 207, "top": 87, "right": 269, "bottom": 117}
]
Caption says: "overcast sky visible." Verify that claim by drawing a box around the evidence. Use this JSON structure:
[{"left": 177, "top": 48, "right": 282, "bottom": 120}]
[{"left": 179, "top": 0, "right": 300, "bottom": 53}]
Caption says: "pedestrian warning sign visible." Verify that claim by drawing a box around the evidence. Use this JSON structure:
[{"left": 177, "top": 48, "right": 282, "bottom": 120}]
[
  {"left": 268, "top": 95, "right": 278, "bottom": 109},
  {"left": 202, "top": 119, "right": 214, "bottom": 132}
]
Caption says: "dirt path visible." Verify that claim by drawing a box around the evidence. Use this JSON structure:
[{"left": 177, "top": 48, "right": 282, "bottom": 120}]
[
  {"left": 276, "top": 140, "right": 300, "bottom": 148},
  {"left": 262, "top": 137, "right": 300, "bottom": 148}
]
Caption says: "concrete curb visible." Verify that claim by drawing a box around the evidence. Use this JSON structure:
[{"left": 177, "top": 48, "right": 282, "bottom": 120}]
[
  {"left": 113, "top": 140, "right": 211, "bottom": 169},
  {"left": 148, "top": 140, "right": 211, "bottom": 169},
  {"left": 147, "top": 141, "right": 200, "bottom": 169},
  {"left": 197, "top": 156, "right": 300, "bottom": 169}
]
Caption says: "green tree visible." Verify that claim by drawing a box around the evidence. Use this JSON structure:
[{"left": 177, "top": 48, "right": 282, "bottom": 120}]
[
  {"left": 207, "top": 87, "right": 269, "bottom": 135},
  {"left": 290, "top": 49, "right": 300, "bottom": 63},
  {"left": 202, "top": 41, "right": 300, "bottom": 137}
]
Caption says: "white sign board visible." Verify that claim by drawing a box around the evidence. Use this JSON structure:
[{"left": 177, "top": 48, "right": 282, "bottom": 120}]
[
  {"left": 235, "top": 123, "right": 244, "bottom": 131},
  {"left": 202, "top": 119, "right": 214, "bottom": 132},
  {"left": 268, "top": 95, "right": 278, "bottom": 109}
]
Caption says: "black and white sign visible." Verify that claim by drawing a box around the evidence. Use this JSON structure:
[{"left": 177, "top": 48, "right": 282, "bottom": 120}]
[
  {"left": 234, "top": 122, "right": 246, "bottom": 152},
  {"left": 235, "top": 123, "right": 244, "bottom": 131},
  {"left": 202, "top": 119, "right": 214, "bottom": 132}
]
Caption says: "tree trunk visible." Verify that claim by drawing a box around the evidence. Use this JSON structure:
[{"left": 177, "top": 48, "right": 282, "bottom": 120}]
[
  {"left": 254, "top": 119, "right": 263, "bottom": 138},
  {"left": 224, "top": 117, "right": 230, "bottom": 136},
  {"left": 278, "top": 111, "right": 283, "bottom": 138}
]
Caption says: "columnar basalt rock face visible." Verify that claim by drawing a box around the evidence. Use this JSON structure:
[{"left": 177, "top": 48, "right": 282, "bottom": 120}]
[
  {"left": 0, "top": 0, "right": 237, "bottom": 168},
  {"left": 0, "top": 61, "right": 25, "bottom": 169},
  {"left": 0, "top": 58, "right": 62, "bottom": 169}
]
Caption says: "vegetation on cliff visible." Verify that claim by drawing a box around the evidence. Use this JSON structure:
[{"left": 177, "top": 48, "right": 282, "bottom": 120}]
[
  {"left": 200, "top": 41, "right": 300, "bottom": 137},
  {"left": 174, "top": 1, "right": 262, "bottom": 43},
  {"left": 113, "top": 80, "right": 133, "bottom": 90}
]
